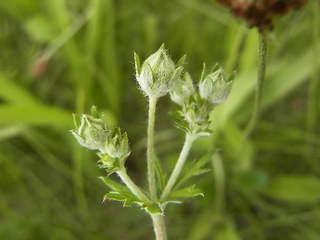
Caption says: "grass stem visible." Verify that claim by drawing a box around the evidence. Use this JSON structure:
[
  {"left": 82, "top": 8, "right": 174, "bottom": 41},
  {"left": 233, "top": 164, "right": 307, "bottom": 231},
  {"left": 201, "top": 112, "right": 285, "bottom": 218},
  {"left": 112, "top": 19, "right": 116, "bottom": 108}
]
[{"left": 238, "top": 33, "right": 268, "bottom": 167}]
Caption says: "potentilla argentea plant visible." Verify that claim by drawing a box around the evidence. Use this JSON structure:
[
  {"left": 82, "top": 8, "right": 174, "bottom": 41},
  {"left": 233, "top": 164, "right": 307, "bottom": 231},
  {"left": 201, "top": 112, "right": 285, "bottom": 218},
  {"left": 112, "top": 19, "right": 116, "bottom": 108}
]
[{"left": 70, "top": 45, "right": 234, "bottom": 240}]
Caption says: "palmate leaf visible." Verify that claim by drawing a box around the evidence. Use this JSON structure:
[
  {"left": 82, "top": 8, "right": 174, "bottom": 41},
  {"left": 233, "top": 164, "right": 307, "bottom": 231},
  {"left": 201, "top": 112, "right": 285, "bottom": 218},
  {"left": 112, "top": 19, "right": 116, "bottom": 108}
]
[
  {"left": 141, "top": 203, "right": 164, "bottom": 215},
  {"left": 166, "top": 185, "right": 204, "bottom": 203},
  {"left": 154, "top": 154, "right": 167, "bottom": 191},
  {"left": 104, "top": 191, "right": 142, "bottom": 207},
  {"left": 99, "top": 176, "right": 164, "bottom": 214},
  {"left": 174, "top": 152, "right": 214, "bottom": 189},
  {"left": 170, "top": 109, "right": 191, "bottom": 133},
  {"left": 99, "top": 176, "right": 143, "bottom": 207}
]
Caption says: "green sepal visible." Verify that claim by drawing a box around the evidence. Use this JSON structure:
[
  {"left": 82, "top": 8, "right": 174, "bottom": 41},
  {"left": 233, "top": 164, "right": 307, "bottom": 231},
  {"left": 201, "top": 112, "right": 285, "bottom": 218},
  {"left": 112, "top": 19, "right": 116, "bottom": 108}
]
[
  {"left": 167, "top": 185, "right": 204, "bottom": 200},
  {"left": 141, "top": 203, "right": 164, "bottom": 215},
  {"left": 72, "top": 113, "right": 81, "bottom": 128},
  {"left": 97, "top": 153, "right": 121, "bottom": 176},
  {"left": 134, "top": 52, "right": 141, "bottom": 75},
  {"left": 90, "top": 105, "right": 99, "bottom": 117},
  {"left": 176, "top": 54, "right": 187, "bottom": 68},
  {"left": 227, "top": 71, "right": 236, "bottom": 82},
  {"left": 210, "top": 63, "right": 220, "bottom": 73},
  {"left": 199, "top": 62, "right": 206, "bottom": 82}
]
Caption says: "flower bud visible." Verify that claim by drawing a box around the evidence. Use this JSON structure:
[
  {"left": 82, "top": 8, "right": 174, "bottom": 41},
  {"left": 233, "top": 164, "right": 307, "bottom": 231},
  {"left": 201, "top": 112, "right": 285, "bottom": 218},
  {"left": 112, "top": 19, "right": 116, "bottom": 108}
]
[
  {"left": 71, "top": 109, "right": 131, "bottom": 162},
  {"left": 70, "top": 114, "right": 109, "bottom": 151},
  {"left": 199, "top": 64, "right": 234, "bottom": 106},
  {"left": 97, "top": 128, "right": 130, "bottom": 172},
  {"left": 103, "top": 128, "right": 130, "bottom": 160},
  {"left": 170, "top": 72, "right": 195, "bottom": 106},
  {"left": 134, "top": 44, "right": 183, "bottom": 98},
  {"left": 183, "top": 95, "right": 210, "bottom": 127}
]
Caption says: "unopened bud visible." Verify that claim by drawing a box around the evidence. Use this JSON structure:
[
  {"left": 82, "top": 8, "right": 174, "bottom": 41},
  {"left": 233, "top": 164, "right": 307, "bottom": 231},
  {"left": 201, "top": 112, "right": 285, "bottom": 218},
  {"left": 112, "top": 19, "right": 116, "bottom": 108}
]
[
  {"left": 170, "top": 72, "right": 195, "bottom": 106},
  {"left": 134, "top": 44, "right": 184, "bottom": 98},
  {"left": 199, "top": 64, "right": 234, "bottom": 106},
  {"left": 70, "top": 114, "right": 109, "bottom": 151}
]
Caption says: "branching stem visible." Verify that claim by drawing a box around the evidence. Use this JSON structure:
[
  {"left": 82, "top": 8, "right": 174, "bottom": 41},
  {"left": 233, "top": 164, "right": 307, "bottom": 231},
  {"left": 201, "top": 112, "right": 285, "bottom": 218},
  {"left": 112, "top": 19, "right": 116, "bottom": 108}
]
[
  {"left": 160, "top": 133, "right": 195, "bottom": 201},
  {"left": 117, "top": 169, "right": 150, "bottom": 203}
]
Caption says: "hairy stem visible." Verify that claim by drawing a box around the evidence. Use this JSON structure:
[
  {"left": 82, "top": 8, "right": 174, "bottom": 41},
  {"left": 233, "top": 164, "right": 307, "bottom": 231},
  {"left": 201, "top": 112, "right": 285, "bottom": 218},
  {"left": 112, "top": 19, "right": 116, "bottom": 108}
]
[
  {"left": 238, "top": 33, "right": 268, "bottom": 167},
  {"left": 160, "top": 133, "right": 194, "bottom": 201},
  {"left": 147, "top": 96, "right": 158, "bottom": 200},
  {"left": 117, "top": 168, "right": 150, "bottom": 202},
  {"left": 151, "top": 214, "right": 167, "bottom": 240}
]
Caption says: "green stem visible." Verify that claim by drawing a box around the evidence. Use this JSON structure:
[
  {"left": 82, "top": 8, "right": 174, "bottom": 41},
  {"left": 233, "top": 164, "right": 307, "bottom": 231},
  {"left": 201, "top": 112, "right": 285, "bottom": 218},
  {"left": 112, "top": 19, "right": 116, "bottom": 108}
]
[
  {"left": 238, "top": 33, "right": 268, "bottom": 167},
  {"left": 117, "top": 168, "right": 150, "bottom": 203},
  {"left": 147, "top": 96, "right": 158, "bottom": 200},
  {"left": 160, "top": 133, "right": 194, "bottom": 201},
  {"left": 151, "top": 214, "right": 167, "bottom": 240}
]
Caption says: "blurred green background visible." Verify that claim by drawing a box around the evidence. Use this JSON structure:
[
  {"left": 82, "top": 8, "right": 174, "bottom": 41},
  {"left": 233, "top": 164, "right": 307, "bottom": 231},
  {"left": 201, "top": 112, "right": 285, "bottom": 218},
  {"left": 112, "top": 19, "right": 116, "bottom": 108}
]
[{"left": 0, "top": 0, "right": 319, "bottom": 239}]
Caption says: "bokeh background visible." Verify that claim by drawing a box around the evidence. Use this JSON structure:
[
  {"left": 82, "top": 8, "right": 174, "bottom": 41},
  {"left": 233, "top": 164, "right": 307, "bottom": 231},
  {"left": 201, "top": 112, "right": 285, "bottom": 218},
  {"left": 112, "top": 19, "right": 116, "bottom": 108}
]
[{"left": 0, "top": 0, "right": 319, "bottom": 239}]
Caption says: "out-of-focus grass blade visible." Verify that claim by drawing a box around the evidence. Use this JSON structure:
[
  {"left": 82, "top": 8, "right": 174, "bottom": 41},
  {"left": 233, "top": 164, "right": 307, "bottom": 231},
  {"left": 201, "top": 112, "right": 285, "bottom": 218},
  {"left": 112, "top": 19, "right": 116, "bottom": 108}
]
[
  {"left": 263, "top": 49, "right": 320, "bottom": 109},
  {"left": 214, "top": 47, "right": 320, "bottom": 128},
  {"left": 0, "top": 125, "right": 22, "bottom": 141},
  {"left": 214, "top": 219, "right": 242, "bottom": 240},
  {"left": 261, "top": 175, "right": 320, "bottom": 203},
  {"left": 0, "top": 104, "right": 72, "bottom": 128},
  {"left": 0, "top": 73, "right": 38, "bottom": 104}
]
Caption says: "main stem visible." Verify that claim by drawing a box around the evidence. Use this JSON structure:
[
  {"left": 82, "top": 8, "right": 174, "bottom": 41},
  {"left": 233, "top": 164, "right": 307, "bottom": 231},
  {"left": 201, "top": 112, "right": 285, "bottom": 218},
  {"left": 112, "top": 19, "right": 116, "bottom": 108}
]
[
  {"left": 238, "top": 33, "right": 268, "bottom": 165},
  {"left": 147, "top": 96, "right": 158, "bottom": 201},
  {"left": 160, "top": 133, "right": 194, "bottom": 201},
  {"left": 117, "top": 169, "right": 150, "bottom": 203},
  {"left": 151, "top": 214, "right": 167, "bottom": 240}
]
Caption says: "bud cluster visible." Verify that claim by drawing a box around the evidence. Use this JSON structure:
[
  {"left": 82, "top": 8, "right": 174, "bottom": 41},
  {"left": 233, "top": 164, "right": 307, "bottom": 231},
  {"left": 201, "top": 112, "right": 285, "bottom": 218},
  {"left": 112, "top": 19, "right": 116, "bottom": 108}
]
[
  {"left": 70, "top": 107, "right": 130, "bottom": 174},
  {"left": 170, "top": 64, "right": 234, "bottom": 137}
]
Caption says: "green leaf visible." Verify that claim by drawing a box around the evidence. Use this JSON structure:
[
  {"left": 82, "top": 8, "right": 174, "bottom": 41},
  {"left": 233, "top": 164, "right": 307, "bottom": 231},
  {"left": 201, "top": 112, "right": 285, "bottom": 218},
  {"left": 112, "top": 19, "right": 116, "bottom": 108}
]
[
  {"left": 104, "top": 191, "right": 141, "bottom": 207},
  {"left": 168, "top": 185, "right": 204, "bottom": 200},
  {"left": 154, "top": 154, "right": 167, "bottom": 191},
  {"left": 99, "top": 176, "right": 130, "bottom": 193},
  {"left": 141, "top": 203, "right": 164, "bottom": 215},
  {"left": 100, "top": 177, "right": 143, "bottom": 207},
  {"left": 261, "top": 175, "right": 320, "bottom": 203},
  {"left": 175, "top": 152, "right": 214, "bottom": 189},
  {"left": 170, "top": 109, "right": 191, "bottom": 133}
]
